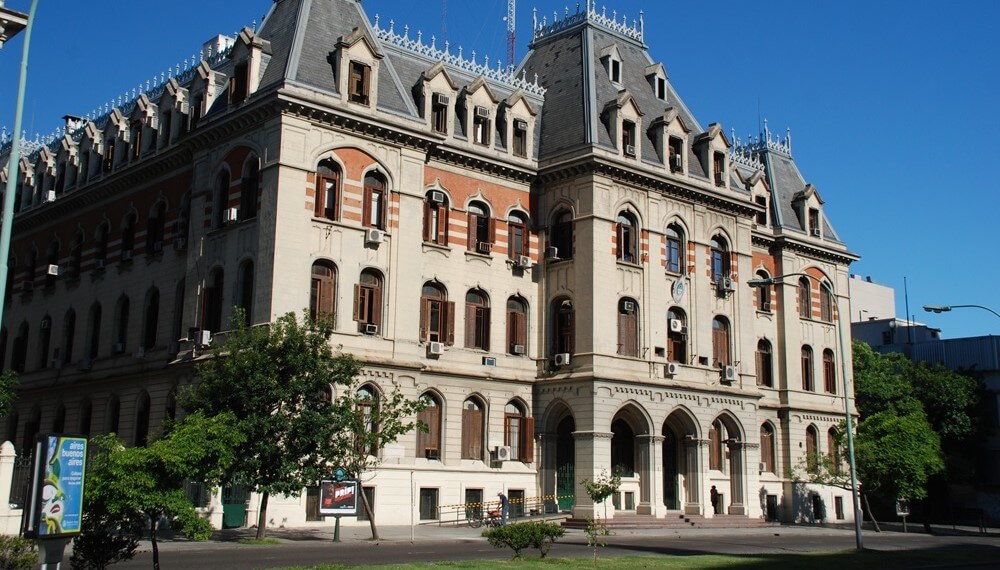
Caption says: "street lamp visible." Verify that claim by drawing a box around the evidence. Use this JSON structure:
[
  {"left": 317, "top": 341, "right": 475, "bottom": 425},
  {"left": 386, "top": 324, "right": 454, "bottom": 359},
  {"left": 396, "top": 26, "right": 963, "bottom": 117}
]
[
  {"left": 747, "top": 273, "right": 864, "bottom": 550},
  {"left": 923, "top": 304, "right": 1000, "bottom": 320}
]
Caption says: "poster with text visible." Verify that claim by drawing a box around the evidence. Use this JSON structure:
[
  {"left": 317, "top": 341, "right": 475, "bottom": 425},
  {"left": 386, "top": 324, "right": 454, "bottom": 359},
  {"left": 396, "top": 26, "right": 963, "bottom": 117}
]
[
  {"left": 318, "top": 480, "right": 358, "bottom": 516},
  {"left": 27, "top": 435, "right": 88, "bottom": 538}
]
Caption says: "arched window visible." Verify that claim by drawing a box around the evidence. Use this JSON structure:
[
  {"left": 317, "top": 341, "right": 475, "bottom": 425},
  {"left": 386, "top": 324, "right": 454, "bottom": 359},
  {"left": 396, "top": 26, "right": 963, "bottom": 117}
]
[
  {"left": 176, "top": 193, "right": 191, "bottom": 249},
  {"left": 504, "top": 401, "right": 533, "bottom": 463},
  {"left": 38, "top": 316, "right": 52, "bottom": 369},
  {"left": 78, "top": 400, "right": 92, "bottom": 437},
  {"left": 710, "top": 235, "right": 729, "bottom": 282},
  {"left": 24, "top": 248, "right": 36, "bottom": 291},
  {"left": 70, "top": 231, "right": 84, "bottom": 279},
  {"left": 820, "top": 284, "right": 834, "bottom": 322},
  {"left": 506, "top": 297, "right": 528, "bottom": 355},
  {"left": 709, "top": 418, "right": 724, "bottom": 471},
  {"left": 87, "top": 303, "right": 101, "bottom": 359},
  {"left": 617, "top": 298, "right": 639, "bottom": 357},
  {"left": 422, "top": 190, "right": 448, "bottom": 244},
  {"left": 711, "top": 317, "right": 730, "bottom": 367},
  {"left": 465, "top": 289, "right": 490, "bottom": 350},
  {"left": 611, "top": 418, "right": 636, "bottom": 476},
  {"left": 416, "top": 393, "right": 442, "bottom": 459},
  {"left": 134, "top": 392, "right": 151, "bottom": 447},
  {"left": 309, "top": 262, "right": 336, "bottom": 321},
  {"left": 823, "top": 349, "right": 837, "bottom": 394},
  {"left": 801, "top": 345, "right": 814, "bottom": 391},
  {"left": 213, "top": 170, "right": 230, "bottom": 228},
  {"left": 363, "top": 171, "right": 387, "bottom": 229},
  {"left": 315, "top": 160, "right": 340, "bottom": 220},
  {"left": 756, "top": 339, "right": 773, "bottom": 387},
  {"left": 240, "top": 157, "right": 259, "bottom": 220},
  {"left": 798, "top": 277, "right": 812, "bottom": 318},
  {"left": 665, "top": 224, "right": 684, "bottom": 274},
  {"left": 95, "top": 224, "right": 109, "bottom": 268},
  {"left": 146, "top": 202, "right": 166, "bottom": 255},
  {"left": 461, "top": 398, "right": 485, "bottom": 460},
  {"left": 419, "top": 283, "right": 453, "bottom": 344},
  {"left": 120, "top": 214, "right": 136, "bottom": 260},
  {"left": 171, "top": 280, "right": 185, "bottom": 353},
  {"left": 805, "top": 425, "right": 819, "bottom": 473},
  {"left": 828, "top": 427, "right": 841, "bottom": 475},
  {"left": 550, "top": 210, "right": 573, "bottom": 260},
  {"left": 616, "top": 212, "right": 638, "bottom": 263},
  {"left": 755, "top": 270, "right": 772, "bottom": 312},
  {"left": 354, "top": 269, "right": 383, "bottom": 333},
  {"left": 552, "top": 298, "right": 574, "bottom": 355},
  {"left": 667, "top": 308, "right": 687, "bottom": 363},
  {"left": 760, "top": 423, "right": 776, "bottom": 474},
  {"left": 113, "top": 296, "right": 130, "bottom": 354},
  {"left": 467, "top": 201, "right": 494, "bottom": 254},
  {"left": 11, "top": 323, "right": 28, "bottom": 373},
  {"left": 507, "top": 212, "right": 529, "bottom": 259},
  {"left": 143, "top": 288, "right": 159, "bottom": 349},
  {"left": 62, "top": 310, "right": 76, "bottom": 365},
  {"left": 237, "top": 261, "right": 254, "bottom": 325},
  {"left": 204, "top": 269, "right": 224, "bottom": 333},
  {"left": 356, "top": 385, "right": 379, "bottom": 456},
  {"left": 106, "top": 395, "right": 120, "bottom": 435},
  {"left": 52, "top": 403, "right": 66, "bottom": 433}
]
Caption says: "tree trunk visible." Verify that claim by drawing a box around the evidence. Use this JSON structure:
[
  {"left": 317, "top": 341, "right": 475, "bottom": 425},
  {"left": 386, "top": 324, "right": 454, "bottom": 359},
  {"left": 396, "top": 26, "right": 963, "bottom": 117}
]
[
  {"left": 256, "top": 491, "right": 270, "bottom": 540},
  {"left": 862, "top": 492, "right": 881, "bottom": 532},
  {"left": 150, "top": 515, "right": 160, "bottom": 570},
  {"left": 361, "top": 486, "right": 379, "bottom": 540}
]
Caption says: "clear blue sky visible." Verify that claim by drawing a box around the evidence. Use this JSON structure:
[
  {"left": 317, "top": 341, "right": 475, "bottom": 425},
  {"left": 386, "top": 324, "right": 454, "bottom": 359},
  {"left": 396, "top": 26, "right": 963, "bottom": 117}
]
[{"left": 2, "top": 0, "right": 998, "bottom": 339}]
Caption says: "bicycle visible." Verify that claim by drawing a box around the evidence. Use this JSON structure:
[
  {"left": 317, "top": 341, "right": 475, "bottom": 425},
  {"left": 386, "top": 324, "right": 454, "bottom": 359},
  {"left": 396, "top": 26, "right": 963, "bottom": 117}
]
[{"left": 467, "top": 509, "right": 503, "bottom": 528}]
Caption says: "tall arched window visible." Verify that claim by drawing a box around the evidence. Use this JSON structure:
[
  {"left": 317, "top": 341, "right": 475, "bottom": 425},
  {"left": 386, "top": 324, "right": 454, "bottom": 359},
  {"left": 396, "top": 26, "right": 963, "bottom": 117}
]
[
  {"left": 354, "top": 269, "right": 383, "bottom": 333},
  {"left": 237, "top": 261, "right": 254, "bottom": 324},
  {"left": 805, "top": 425, "right": 819, "bottom": 473},
  {"left": 504, "top": 401, "right": 533, "bottom": 463},
  {"left": 171, "top": 280, "right": 185, "bottom": 353},
  {"left": 422, "top": 190, "right": 448, "bottom": 244},
  {"left": 52, "top": 404, "right": 66, "bottom": 433},
  {"left": 467, "top": 201, "right": 494, "bottom": 254},
  {"left": 24, "top": 248, "right": 37, "bottom": 290},
  {"left": 550, "top": 210, "right": 573, "bottom": 260},
  {"left": 314, "top": 160, "right": 340, "bottom": 220},
  {"left": 38, "top": 316, "right": 52, "bottom": 368},
  {"left": 240, "top": 157, "right": 259, "bottom": 220},
  {"left": 665, "top": 224, "right": 684, "bottom": 274},
  {"left": 755, "top": 270, "right": 772, "bottom": 312},
  {"left": 356, "top": 385, "right": 379, "bottom": 456},
  {"left": 213, "top": 170, "right": 230, "bottom": 228},
  {"left": 94, "top": 223, "right": 109, "bottom": 268},
  {"left": 617, "top": 297, "right": 639, "bottom": 357},
  {"left": 11, "top": 323, "right": 28, "bottom": 373},
  {"left": 756, "top": 339, "right": 773, "bottom": 387},
  {"left": 828, "top": 427, "right": 841, "bottom": 475},
  {"left": 78, "top": 400, "right": 92, "bottom": 437},
  {"left": 461, "top": 398, "right": 485, "bottom": 460},
  {"left": 801, "top": 345, "right": 814, "bottom": 391},
  {"left": 134, "top": 392, "right": 151, "bottom": 447},
  {"left": 363, "top": 171, "right": 387, "bottom": 229},
  {"left": 797, "top": 277, "right": 812, "bottom": 318},
  {"left": 416, "top": 393, "right": 442, "bottom": 459},
  {"left": 309, "top": 261, "right": 336, "bottom": 321},
  {"left": 552, "top": 298, "right": 574, "bottom": 355},
  {"left": 146, "top": 202, "right": 166, "bottom": 254},
  {"left": 710, "top": 235, "right": 730, "bottom": 282},
  {"left": 507, "top": 212, "right": 529, "bottom": 259},
  {"left": 143, "top": 288, "right": 159, "bottom": 349},
  {"left": 823, "top": 349, "right": 837, "bottom": 394},
  {"left": 62, "top": 310, "right": 76, "bottom": 365},
  {"left": 204, "top": 269, "right": 224, "bottom": 333},
  {"left": 712, "top": 317, "right": 731, "bottom": 367},
  {"left": 506, "top": 297, "right": 528, "bottom": 355},
  {"left": 709, "top": 418, "right": 724, "bottom": 471},
  {"left": 106, "top": 395, "right": 120, "bottom": 435},
  {"left": 820, "top": 284, "right": 834, "bottom": 322},
  {"left": 611, "top": 419, "right": 636, "bottom": 476},
  {"left": 465, "top": 289, "right": 490, "bottom": 350},
  {"left": 87, "top": 303, "right": 102, "bottom": 359},
  {"left": 70, "top": 231, "right": 84, "bottom": 279},
  {"left": 113, "top": 296, "right": 130, "bottom": 353},
  {"left": 120, "top": 214, "right": 136, "bottom": 260},
  {"left": 616, "top": 212, "right": 638, "bottom": 263},
  {"left": 760, "top": 423, "right": 776, "bottom": 474},
  {"left": 667, "top": 307, "right": 687, "bottom": 363},
  {"left": 420, "top": 283, "right": 453, "bottom": 344}
]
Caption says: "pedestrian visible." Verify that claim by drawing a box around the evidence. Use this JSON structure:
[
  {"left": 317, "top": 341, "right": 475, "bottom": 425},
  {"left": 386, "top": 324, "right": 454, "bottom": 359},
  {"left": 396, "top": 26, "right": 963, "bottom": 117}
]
[
  {"left": 710, "top": 485, "right": 720, "bottom": 514},
  {"left": 497, "top": 491, "right": 509, "bottom": 526}
]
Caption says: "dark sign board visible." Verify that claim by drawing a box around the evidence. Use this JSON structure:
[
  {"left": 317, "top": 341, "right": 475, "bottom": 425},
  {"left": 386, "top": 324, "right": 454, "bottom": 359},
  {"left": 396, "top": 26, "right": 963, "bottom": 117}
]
[
  {"left": 319, "top": 479, "right": 358, "bottom": 516},
  {"left": 24, "top": 434, "right": 88, "bottom": 539}
]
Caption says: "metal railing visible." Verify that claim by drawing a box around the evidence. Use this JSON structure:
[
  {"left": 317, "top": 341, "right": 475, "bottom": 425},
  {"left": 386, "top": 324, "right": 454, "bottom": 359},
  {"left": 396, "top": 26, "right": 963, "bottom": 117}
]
[{"left": 435, "top": 494, "right": 574, "bottom": 525}]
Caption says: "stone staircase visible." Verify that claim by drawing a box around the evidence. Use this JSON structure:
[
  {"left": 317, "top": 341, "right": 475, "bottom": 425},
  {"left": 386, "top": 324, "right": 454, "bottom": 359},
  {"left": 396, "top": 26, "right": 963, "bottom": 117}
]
[{"left": 561, "top": 512, "right": 778, "bottom": 530}]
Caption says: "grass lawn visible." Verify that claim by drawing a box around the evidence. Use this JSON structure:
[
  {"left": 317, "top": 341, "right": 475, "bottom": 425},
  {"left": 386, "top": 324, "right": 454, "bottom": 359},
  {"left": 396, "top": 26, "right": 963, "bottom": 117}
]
[{"left": 277, "top": 548, "right": 1000, "bottom": 570}]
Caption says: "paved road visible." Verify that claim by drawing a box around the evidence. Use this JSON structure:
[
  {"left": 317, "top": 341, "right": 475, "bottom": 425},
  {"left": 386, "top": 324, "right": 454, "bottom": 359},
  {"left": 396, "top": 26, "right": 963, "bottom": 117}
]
[{"left": 66, "top": 524, "right": 1000, "bottom": 569}]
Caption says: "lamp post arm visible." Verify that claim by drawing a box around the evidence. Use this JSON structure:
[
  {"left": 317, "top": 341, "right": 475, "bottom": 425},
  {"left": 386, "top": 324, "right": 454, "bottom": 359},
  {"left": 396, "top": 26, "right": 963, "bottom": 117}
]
[{"left": 950, "top": 305, "right": 1000, "bottom": 320}]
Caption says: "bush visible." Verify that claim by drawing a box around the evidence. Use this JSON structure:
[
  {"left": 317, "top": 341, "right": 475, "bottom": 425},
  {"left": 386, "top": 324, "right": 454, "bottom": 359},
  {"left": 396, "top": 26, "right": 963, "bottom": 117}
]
[
  {"left": 70, "top": 526, "right": 139, "bottom": 570},
  {"left": 482, "top": 520, "right": 565, "bottom": 559},
  {"left": 0, "top": 535, "right": 36, "bottom": 570}
]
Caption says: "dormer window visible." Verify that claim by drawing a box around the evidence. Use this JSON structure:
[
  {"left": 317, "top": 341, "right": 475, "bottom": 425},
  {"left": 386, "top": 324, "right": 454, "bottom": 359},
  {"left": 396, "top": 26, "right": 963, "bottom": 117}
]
[
  {"left": 473, "top": 106, "right": 491, "bottom": 146},
  {"left": 809, "top": 208, "right": 821, "bottom": 237},
  {"left": 668, "top": 137, "right": 683, "bottom": 173},
  {"left": 190, "top": 93, "right": 204, "bottom": 130},
  {"left": 755, "top": 196, "right": 768, "bottom": 226},
  {"left": 159, "top": 111, "right": 172, "bottom": 148},
  {"left": 610, "top": 58, "right": 622, "bottom": 83},
  {"left": 102, "top": 138, "right": 115, "bottom": 172},
  {"left": 349, "top": 61, "right": 371, "bottom": 105},
  {"left": 713, "top": 151, "right": 726, "bottom": 186},
  {"left": 655, "top": 76, "right": 666, "bottom": 100},
  {"left": 622, "top": 121, "right": 636, "bottom": 157},
  {"left": 512, "top": 119, "right": 528, "bottom": 158},
  {"left": 431, "top": 93, "right": 449, "bottom": 134},
  {"left": 130, "top": 123, "right": 143, "bottom": 161},
  {"left": 229, "top": 61, "right": 250, "bottom": 104}
]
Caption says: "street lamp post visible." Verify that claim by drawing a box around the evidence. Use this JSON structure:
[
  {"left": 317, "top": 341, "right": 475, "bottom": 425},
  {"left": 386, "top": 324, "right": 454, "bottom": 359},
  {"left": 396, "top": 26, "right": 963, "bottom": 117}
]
[
  {"left": 923, "top": 304, "right": 1000, "bottom": 320},
  {"left": 747, "top": 273, "right": 864, "bottom": 550}
]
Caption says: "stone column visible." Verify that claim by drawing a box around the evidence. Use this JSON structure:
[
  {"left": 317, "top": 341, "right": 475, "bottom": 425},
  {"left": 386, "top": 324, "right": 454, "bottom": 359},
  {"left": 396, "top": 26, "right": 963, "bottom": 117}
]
[
  {"left": 571, "top": 430, "right": 613, "bottom": 519},
  {"left": 727, "top": 439, "right": 748, "bottom": 515},
  {"left": 683, "top": 435, "right": 703, "bottom": 515},
  {"left": 636, "top": 434, "right": 664, "bottom": 517}
]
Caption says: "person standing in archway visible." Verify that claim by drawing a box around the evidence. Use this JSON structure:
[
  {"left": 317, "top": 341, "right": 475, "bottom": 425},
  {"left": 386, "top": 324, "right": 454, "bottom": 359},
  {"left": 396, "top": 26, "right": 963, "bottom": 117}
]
[{"left": 710, "top": 485, "right": 720, "bottom": 514}]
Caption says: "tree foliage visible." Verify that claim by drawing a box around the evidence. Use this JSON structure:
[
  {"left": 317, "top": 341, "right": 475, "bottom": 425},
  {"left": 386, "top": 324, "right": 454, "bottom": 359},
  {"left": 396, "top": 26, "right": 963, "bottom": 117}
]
[
  {"left": 0, "top": 370, "right": 18, "bottom": 418},
  {"left": 482, "top": 521, "right": 565, "bottom": 559}
]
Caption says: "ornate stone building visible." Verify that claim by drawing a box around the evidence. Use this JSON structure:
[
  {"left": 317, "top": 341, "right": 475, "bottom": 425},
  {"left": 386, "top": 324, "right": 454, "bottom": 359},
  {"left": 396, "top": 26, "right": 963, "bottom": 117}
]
[{"left": 0, "top": 0, "right": 858, "bottom": 528}]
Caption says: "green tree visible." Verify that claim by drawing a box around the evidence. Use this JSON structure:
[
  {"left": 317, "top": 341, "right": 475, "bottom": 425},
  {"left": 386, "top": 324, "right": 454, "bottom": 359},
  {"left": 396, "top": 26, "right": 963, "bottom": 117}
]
[
  {"left": 72, "top": 412, "right": 242, "bottom": 570},
  {"left": 0, "top": 370, "right": 18, "bottom": 418},
  {"left": 854, "top": 410, "right": 944, "bottom": 501}
]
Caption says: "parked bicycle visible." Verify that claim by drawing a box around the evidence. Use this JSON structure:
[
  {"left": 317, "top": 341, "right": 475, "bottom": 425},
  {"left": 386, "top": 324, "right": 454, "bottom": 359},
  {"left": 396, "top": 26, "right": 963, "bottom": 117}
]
[{"left": 467, "top": 509, "right": 503, "bottom": 528}]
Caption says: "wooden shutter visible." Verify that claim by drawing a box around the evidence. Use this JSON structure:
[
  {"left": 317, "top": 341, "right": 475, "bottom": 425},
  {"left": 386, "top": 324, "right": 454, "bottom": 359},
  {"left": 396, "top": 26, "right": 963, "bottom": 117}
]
[
  {"left": 482, "top": 307, "right": 491, "bottom": 350},
  {"left": 514, "top": 311, "right": 526, "bottom": 348},
  {"left": 361, "top": 64, "right": 371, "bottom": 99},
  {"left": 427, "top": 406, "right": 440, "bottom": 453},
  {"left": 465, "top": 303, "right": 476, "bottom": 347},
  {"left": 463, "top": 407, "right": 483, "bottom": 459},
  {"left": 437, "top": 205, "right": 448, "bottom": 244},
  {"left": 488, "top": 217, "right": 496, "bottom": 248},
  {"left": 362, "top": 185, "right": 372, "bottom": 228},
  {"left": 353, "top": 284, "right": 363, "bottom": 321},
  {"left": 445, "top": 301, "right": 455, "bottom": 346},
  {"left": 566, "top": 310, "right": 575, "bottom": 354},
  {"left": 416, "top": 407, "right": 430, "bottom": 457},
  {"left": 507, "top": 310, "right": 516, "bottom": 352},
  {"left": 709, "top": 426, "right": 720, "bottom": 470},
  {"left": 520, "top": 416, "right": 535, "bottom": 462},
  {"left": 467, "top": 213, "right": 476, "bottom": 250},
  {"left": 422, "top": 202, "right": 432, "bottom": 242},
  {"left": 761, "top": 429, "right": 773, "bottom": 472},
  {"left": 372, "top": 284, "right": 382, "bottom": 326},
  {"left": 320, "top": 274, "right": 334, "bottom": 317},
  {"left": 419, "top": 298, "right": 429, "bottom": 341}
]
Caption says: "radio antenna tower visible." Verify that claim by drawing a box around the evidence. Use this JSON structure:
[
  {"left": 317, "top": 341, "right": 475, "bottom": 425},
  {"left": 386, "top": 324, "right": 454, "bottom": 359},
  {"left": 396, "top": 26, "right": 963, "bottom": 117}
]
[{"left": 505, "top": 0, "right": 516, "bottom": 68}]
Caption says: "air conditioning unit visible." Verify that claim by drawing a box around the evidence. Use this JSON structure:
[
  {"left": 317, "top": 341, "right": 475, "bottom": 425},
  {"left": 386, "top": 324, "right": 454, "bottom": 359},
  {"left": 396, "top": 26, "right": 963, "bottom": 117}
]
[
  {"left": 516, "top": 255, "right": 531, "bottom": 268},
  {"left": 433, "top": 93, "right": 450, "bottom": 106},
  {"left": 44, "top": 191, "right": 56, "bottom": 203},
  {"left": 811, "top": 228, "right": 821, "bottom": 237},
  {"left": 224, "top": 207, "right": 238, "bottom": 224},
  {"left": 665, "top": 361, "right": 680, "bottom": 376},
  {"left": 152, "top": 240, "right": 163, "bottom": 253},
  {"left": 758, "top": 462, "right": 768, "bottom": 473},
  {"left": 425, "top": 447, "right": 441, "bottom": 460},
  {"left": 722, "top": 365, "right": 738, "bottom": 383},
  {"left": 47, "top": 264, "right": 60, "bottom": 276},
  {"left": 623, "top": 301, "right": 636, "bottom": 313},
  {"left": 671, "top": 155, "right": 683, "bottom": 172},
  {"left": 514, "top": 118, "right": 528, "bottom": 130},
  {"left": 494, "top": 445, "right": 512, "bottom": 462},
  {"left": 545, "top": 246, "right": 559, "bottom": 260},
  {"left": 134, "top": 346, "right": 146, "bottom": 359},
  {"left": 174, "top": 237, "right": 187, "bottom": 251},
  {"left": 363, "top": 323, "right": 379, "bottom": 335},
  {"left": 194, "top": 330, "right": 212, "bottom": 348},
  {"left": 669, "top": 318, "right": 684, "bottom": 333},
  {"left": 121, "top": 250, "right": 134, "bottom": 262},
  {"left": 512, "top": 344, "right": 526, "bottom": 355},
  {"left": 476, "top": 241, "right": 492, "bottom": 254},
  {"left": 482, "top": 356, "right": 497, "bottom": 367},
  {"left": 113, "top": 342, "right": 126, "bottom": 354},
  {"left": 475, "top": 106, "right": 490, "bottom": 119},
  {"left": 94, "top": 259, "right": 106, "bottom": 270},
  {"left": 365, "top": 228, "right": 384, "bottom": 244},
  {"left": 428, "top": 190, "right": 445, "bottom": 204},
  {"left": 427, "top": 341, "right": 445, "bottom": 356},
  {"left": 553, "top": 353, "right": 571, "bottom": 367},
  {"left": 761, "top": 301, "right": 772, "bottom": 312},
  {"left": 716, "top": 277, "right": 736, "bottom": 293},
  {"left": 624, "top": 144, "right": 636, "bottom": 156}
]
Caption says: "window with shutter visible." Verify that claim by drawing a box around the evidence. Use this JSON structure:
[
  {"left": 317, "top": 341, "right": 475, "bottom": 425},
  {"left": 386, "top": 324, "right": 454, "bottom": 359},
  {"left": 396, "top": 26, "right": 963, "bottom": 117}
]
[
  {"left": 520, "top": 416, "right": 535, "bottom": 462},
  {"left": 553, "top": 298, "right": 574, "bottom": 355},
  {"left": 665, "top": 225, "right": 684, "bottom": 274},
  {"left": 504, "top": 402, "right": 525, "bottom": 462},
  {"left": 823, "top": 349, "right": 836, "bottom": 393},
  {"left": 805, "top": 426, "right": 818, "bottom": 473},
  {"left": 506, "top": 297, "right": 527, "bottom": 355},
  {"left": 708, "top": 422, "right": 721, "bottom": 471},
  {"left": 355, "top": 270, "right": 383, "bottom": 328},
  {"left": 349, "top": 61, "right": 371, "bottom": 105},
  {"left": 756, "top": 339, "right": 773, "bottom": 387},
  {"left": 508, "top": 214, "right": 528, "bottom": 258},
  {"left": 310, "top": 262, "right": 336, "bottom": 321},
  {"left": 363, "top": 172, "right": 386, "bottom": 229},
  {"left": 712, "top": 317, "right": 730, "bottom": 367},
  {"left": 416, "top": 395, "right": 441, "bottom": 458},
  {"left": 423, "top": 194, "right": 449, "bottom": 244},
  {"left": 667, "top": 308, "right": 687, "bottom": 363},
  {"left": 465, "top": 290, "right": 490, "bottom": 350},
  {"left": 801, "top": 346, "right": 814, "bottom": 391},
  {"left": 760, "top": 423, "right": 775, "bottom": 473},
  {"left": 315, "top": 161, "right": 340, "bottom": 220},
  {"left": 617, "top": 298, "right": 638, "bottom": 357},
  {"left": 710, "top": 235, "right": 729, "bottom": 282},
  {"left": 798, "top": 278, "right": 811, "bottom": 318},
  {"left": 462, "top": 399, "right": 484, "bottom": 460}
]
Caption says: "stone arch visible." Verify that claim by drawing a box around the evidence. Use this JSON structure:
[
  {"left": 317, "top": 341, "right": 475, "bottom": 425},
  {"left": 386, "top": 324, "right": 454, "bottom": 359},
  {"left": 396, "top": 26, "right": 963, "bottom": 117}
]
[
  {"left": 609, "top": 402, "right": 652, "bottom": 514},
  {"left": 540, "top": 399, "right": 577, "bottom": 513},
  {"left": 663, "top": 406, "right": 702, "bottom": 513},
  {"left": 708, "top": 410, "right": 748, "bottom": 516}
]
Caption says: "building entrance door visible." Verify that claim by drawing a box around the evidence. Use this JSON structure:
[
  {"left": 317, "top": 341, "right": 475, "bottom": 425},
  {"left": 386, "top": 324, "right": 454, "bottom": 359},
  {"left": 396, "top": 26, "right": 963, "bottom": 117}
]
[
  {"left": 556, "top": 416, "right": 575, "bottom": 511},
  {"left": 662, "top": 427, "right": 680, "bottom": 510},
  {"left": 221, "top": 484, "right": 250, "bottom": 528}
]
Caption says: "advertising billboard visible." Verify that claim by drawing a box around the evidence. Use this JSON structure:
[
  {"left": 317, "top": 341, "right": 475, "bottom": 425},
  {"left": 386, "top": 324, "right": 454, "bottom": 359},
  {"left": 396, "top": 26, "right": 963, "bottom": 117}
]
[
  {"left": 24, "top": 434, "right": 88, "bottom": 539},
  {"left": 318, "top": 479, "right": 358, "bottom": 516}
]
